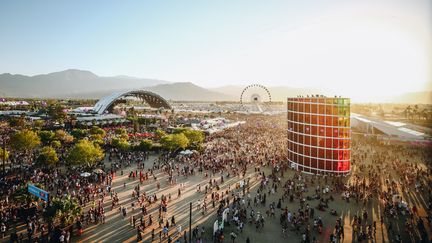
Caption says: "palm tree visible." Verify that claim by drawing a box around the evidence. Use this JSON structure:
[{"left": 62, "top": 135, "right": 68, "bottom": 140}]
[
  {"left": 404, "top": 105, "right": 412, "bottom": 120},
  {"left": 44, "top": 197, "right": 82, "bottom": 227},
  {"left": 420, "top": 109, "right": 428, "bottom": 121},
  {"left": 413, "top": 105, "right": 419, "bottom": 120},
  {"left": 59, "top": 197, "right": 82, "bottom": 227}
]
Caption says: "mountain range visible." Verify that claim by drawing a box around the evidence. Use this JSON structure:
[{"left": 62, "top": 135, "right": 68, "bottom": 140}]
[
  {"left": 0, "top": 69, "right": 169, "bottom": 98},
  {"left": 0, "top": 69, "right": 318, "bottom": 101},
  {"left": 0, "top": 69, "right": 431, "bottom": 103}
]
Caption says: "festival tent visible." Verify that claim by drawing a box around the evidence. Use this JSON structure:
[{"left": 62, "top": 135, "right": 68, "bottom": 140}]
[
  {"left": 80, "top": 172, "right": 91, "bottom": 177},
  {"left": 179, "top": 150, "right": 194, "bottom": 156}
]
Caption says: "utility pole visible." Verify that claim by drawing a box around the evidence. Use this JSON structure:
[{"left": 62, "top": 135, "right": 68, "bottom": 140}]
[{"left": 189, "top": 202, "right": 192, "bottom": 243}]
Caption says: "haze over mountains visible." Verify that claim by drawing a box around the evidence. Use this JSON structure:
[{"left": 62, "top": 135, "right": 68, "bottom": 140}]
[{"left": 0, "top": 69, "right": 430, "bottom": 103}]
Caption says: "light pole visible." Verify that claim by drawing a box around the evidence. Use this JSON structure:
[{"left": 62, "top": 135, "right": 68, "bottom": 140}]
[{"left": 189, "top": 202, "right": 192, "bottom": 243}]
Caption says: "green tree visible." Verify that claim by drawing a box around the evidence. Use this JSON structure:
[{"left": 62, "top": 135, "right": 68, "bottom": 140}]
[
  {"left": 54, "top": 130, "right": 68, "bottom": 141},
  {"left": 119, "top": 133, "right": 129, "bottom": 140},
  {"left": 115, "top": 128, "right": 127, "bottom": 135},
  {"left": 136, "top": 139, "right": 153, "bottom": 151},
  {"left": 10, "top": 129, "right": 41, "bottom": 151},
  {"left": 8, "top": 115, "right": 26, "bottom": 128},
  {"left": 420, "top": 108, "right": 428, "bottom": 120},
  {"left": 89, "top": 133, "right": 104, "bottom": 141},
  {"left": 39, "top": 130, "right": 55, "bottom": 145},
  {"left": 154, "top": 129, "right": 166, "bottom": 139},
  {"left": 92, "top": 138, "right": 104, "bottom": 146},
  {"left": 50, "top": 140, "right": 61, "bottom": 148},
  {"left": 70, "top": 129, "right": 88, "bottom": 140},
  {"left": 173, "top": 133, "right": 189, "bottom": 150},
  {"left": 115, "top": 128, "right": 129, "bottom": 140},
  {"left": 172, "top": 127, "right": 187, "bottom": 134},
  {"left": 413, "top": 104, "right": 419, "bottom": 120},
  {"left": 36, "top": 146, "right": 59, "bottom": 167},
  {"left": 63, "top": 134, "right": 74, "bottom": 143},
  {"left": 43, "top": 197, "right": 82, "bottom": 227},
  {"left": 90, "top": 126, "right": 106, "bottom": 137},
  {"left": 111, "top": 138, "right": 131, "bottom": 151},
  {"left": 66, "top": 139, "right": 104, "bottom": 167},
  {"left": 404, "top": 105, "right": 413, "bottom": 120},
  {"left": 160, "top": 135, "right": 174, "bottom": 151},
  {"left": 160, "top": 133, "right": 189, "bottom": 151},
  {"left": 133, "top": 121, "right": 140, "bottom": 133},
  {"left": 33, "top": 120, "right": 45, "bottom": 130},
  {"left": 47, "top": 104, "right": 68, "bottom": 122},
  {"left": 151, "top": 143, "right": 162, "bottom": 151},
  {"left": 183, "top": 129, "right": 205, "bottom": 147}
]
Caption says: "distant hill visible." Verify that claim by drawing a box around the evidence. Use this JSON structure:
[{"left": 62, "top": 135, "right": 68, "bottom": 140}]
[
  {"left": 146, "top": 82, "right": 235, "bottom": 101},
  {"left": 0, "top": 69, "right": 169, "bottom": 98}
]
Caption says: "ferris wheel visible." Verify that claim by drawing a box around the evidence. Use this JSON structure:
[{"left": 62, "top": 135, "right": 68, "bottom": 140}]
[{"left": 240, "top": 84, "right": 272, "bottom": 113}]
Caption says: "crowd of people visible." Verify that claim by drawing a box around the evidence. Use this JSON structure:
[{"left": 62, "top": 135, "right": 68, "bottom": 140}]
[
  {"left": 0, "top": 114, "right": 431, "bottom": 242},
  {"left": 137, "top": 114, "right": 432, "bottom": 242}
]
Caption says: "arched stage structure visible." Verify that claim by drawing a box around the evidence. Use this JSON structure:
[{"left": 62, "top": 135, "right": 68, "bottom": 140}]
[{"left": 93, "top": 90, "right": 172, "bottom": 115}]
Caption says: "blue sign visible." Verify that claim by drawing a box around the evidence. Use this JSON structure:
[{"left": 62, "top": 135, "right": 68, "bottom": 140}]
[{"left": 28, "top": 184, "right": 49, "bottom": 202}]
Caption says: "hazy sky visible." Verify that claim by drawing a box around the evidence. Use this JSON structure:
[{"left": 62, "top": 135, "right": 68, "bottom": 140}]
[{"left": 0, "top": 0, "right": 431, "bottom": 101}]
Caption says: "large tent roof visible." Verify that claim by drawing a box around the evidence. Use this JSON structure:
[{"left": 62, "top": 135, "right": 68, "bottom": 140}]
[{"left": 93, "top": 90, "right": 171, "bottom": 115}]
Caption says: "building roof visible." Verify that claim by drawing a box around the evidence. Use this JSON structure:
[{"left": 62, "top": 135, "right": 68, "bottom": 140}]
[{"left": 351, "top": 113, "right": 429, "bottom": 141}]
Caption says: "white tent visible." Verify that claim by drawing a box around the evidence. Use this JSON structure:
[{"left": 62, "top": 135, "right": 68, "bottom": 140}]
[
  {"left": 179, "top": 150, "right": 194, "bottom": 156},
  {"left": 80, "top": 172, "right": 91, "bottom": 177}
]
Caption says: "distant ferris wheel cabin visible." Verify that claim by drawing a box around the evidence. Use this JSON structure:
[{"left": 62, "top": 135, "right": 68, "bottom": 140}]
[{"left": 92, "top": 90, "right": 172, "bottom": 115}]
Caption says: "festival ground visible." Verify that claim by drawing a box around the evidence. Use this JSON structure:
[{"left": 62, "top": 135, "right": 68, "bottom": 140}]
[
  {"left": 1, "top": 115, "right": 430, "bottom": 243},
  {"left": 74, "top": 152, "right": 431, "bottom": 243}
]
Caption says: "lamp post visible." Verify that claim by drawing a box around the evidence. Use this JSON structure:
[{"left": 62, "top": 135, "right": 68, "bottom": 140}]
[{"left": 189, "top": 202, "right": 192, "bottom": 243}]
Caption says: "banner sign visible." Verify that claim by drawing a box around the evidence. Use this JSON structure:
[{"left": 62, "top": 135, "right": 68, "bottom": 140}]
[{"left": 28, "top": 184, "right": 49, "bottom": 202}]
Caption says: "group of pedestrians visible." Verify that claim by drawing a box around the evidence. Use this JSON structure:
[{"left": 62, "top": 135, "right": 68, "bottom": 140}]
[{"left": 1, "top": 114, "right": 431, "bottom": 242}]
